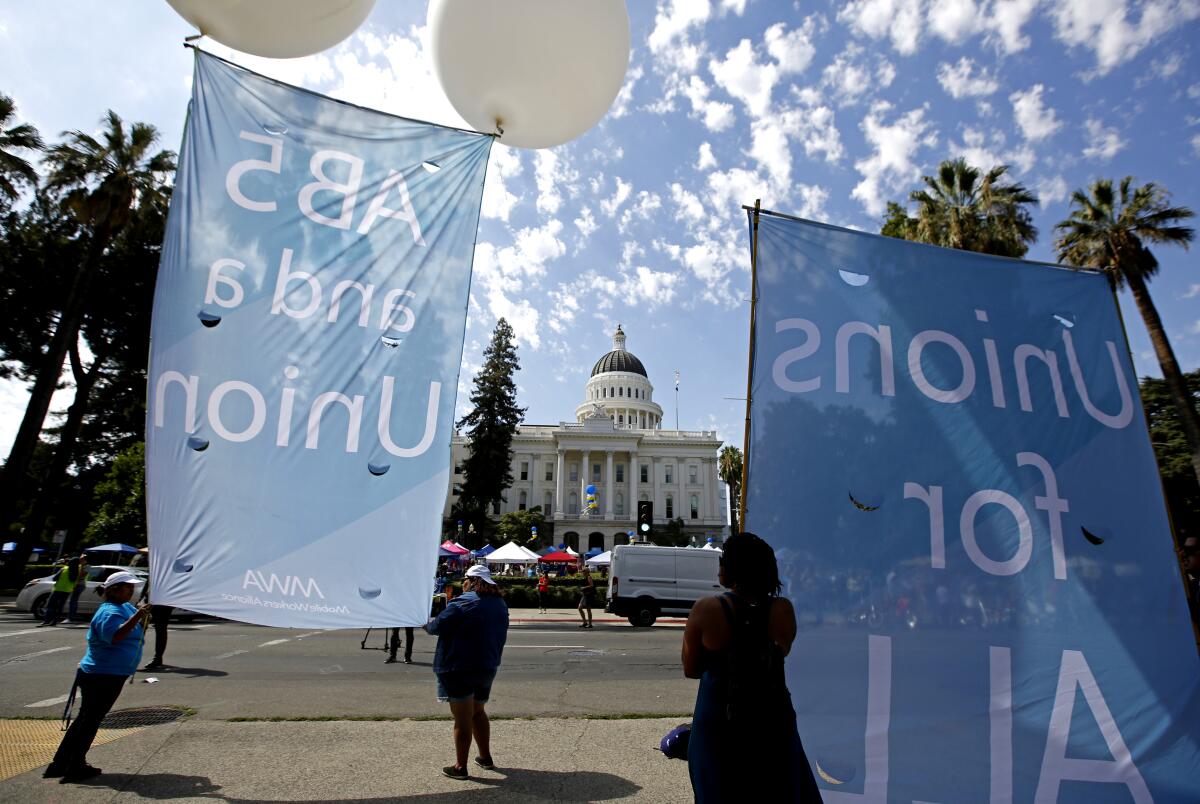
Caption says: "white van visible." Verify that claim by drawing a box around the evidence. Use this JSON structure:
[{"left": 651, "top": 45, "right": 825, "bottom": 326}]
[{"left": 605, "top": 544, "right": 722, "bottom": 626}]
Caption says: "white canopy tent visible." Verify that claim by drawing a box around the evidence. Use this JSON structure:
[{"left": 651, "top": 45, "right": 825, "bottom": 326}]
[
  {"left": 486, "top": 541, "right": 541, "bottom": 564},
  {"left": 585, "top": 550, "right": 611, "bottom": 567}
]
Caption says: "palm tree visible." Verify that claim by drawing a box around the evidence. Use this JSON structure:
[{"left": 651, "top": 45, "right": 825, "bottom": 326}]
[
  {"left": 1055, "top": 177, "right": 1199, "bottom": 487},
  {"left": 0, "top": 111, "right": 174, "bottom": 584},
  {"left": 718, "top": 446, "right": 743, "bottom": 535},
  {"left": 908, "top": 158, "right": 1038, "bottom": 258},
  {"left": 0, "top": 93, "right": 43, "bottom": 204}
]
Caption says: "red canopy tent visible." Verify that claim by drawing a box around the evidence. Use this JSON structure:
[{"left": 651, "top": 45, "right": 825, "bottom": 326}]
[
  {"left": 440, "top": 541, "right": 469, "bottom": 554},
  {"left": 538, "top": 550, "right": 578, "bottom": 564}
]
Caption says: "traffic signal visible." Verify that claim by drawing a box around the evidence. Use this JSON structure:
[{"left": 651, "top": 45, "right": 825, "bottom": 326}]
[{"left": 637, "top": 501, "right": 653, "bottom": 541}]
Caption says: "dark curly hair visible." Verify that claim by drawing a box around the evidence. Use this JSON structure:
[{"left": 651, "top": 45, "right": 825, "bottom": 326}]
[{"left": 719, "top": 531, "right": 782, "bottom": 600}]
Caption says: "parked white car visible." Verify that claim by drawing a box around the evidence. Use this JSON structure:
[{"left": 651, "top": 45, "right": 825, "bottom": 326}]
[
  {"left": 17, "top": 565, "right": 204, "bottom": 621},
  {"left": 605, "top": 544, "right": 723, "bottom": 626}
]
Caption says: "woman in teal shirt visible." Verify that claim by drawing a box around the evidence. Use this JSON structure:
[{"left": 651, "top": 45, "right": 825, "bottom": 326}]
[{"left": 45, "top": 571, "right": 149, "bottom": 783}]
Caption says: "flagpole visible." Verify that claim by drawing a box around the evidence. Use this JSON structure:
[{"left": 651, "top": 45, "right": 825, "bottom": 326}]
[
  {"left": 674, "top": 370, "right": 680, "bottom": 430},
  {"left": 739, "top": 199, "right": 761, "bottom": 531}
]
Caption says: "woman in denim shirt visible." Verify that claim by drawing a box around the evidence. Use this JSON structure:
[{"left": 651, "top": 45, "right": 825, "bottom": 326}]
[{"left": 425, "top": 563, "right": 509, "bottom": 780}]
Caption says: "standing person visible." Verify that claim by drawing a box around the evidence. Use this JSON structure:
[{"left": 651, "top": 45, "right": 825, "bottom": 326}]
[
  {"left": 138, "top": 576, "right": 174, "bottom": 671},
  {"left": 577, "top": 567, "right": 595, "bottom": 628},
  {"left": 66, "top": 554, "right": 89, "bottom": 622},
  {"left": 537, "top": 570, "right": 549, "bottom": 614},
  {"left": 386, "top": 626, "right": 415, "bottom": 664},
  {"left": 424, "top": 563, "right": 509, "bottom": 780},
  {"left": 44, "top": 571, "right": 148, "bottom": 783},
  {"left": 39, "top": 558, "right": 80, "bottom": 627},
  {"left": 682, "top": 532, "right": 823, "bottom": 803}
]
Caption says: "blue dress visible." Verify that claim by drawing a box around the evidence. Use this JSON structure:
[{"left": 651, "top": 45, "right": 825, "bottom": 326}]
[{"left": 687, "top": 593, "right": 822, "bottom": 803}]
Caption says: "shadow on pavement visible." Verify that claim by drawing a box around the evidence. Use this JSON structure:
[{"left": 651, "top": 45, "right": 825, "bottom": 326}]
[
  {"left": 73, "top": 768, "right": 642, "bottom": 802},
  {"left": 139, "top": 666, "right": 230, "bottom": 678}
]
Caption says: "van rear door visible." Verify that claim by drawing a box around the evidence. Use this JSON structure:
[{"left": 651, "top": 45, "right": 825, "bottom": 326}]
[{"left": 675, "top": 551, "right": 721, "bottom": 604}]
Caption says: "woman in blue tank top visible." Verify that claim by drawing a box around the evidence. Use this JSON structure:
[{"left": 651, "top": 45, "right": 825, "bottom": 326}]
[{"left": 682, "top": 532, "right": 823, "bottom": 802}]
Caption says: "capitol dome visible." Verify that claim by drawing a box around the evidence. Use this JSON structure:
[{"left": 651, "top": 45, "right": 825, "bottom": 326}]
[
  {"left": 576, "top": 325, "right": 663, "bottom": 429},
  {"left": 590, "top": 325, "right": 647, "bottom": 377}
]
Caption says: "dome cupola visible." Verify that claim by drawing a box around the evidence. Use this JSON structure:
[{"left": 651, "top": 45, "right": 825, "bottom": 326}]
[{"left": 590, "top": 324, "right": 647, "bottom": 378}]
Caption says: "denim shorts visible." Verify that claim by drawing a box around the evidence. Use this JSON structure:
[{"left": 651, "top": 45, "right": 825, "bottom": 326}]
[{"left": 436, "top": 668, "right": 498, "bottom": 704}]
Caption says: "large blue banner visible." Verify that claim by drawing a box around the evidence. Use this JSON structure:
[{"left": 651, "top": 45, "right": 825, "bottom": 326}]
[
  {"left": 146, "top": 53, "right": 491, "bottom": 628},
  {"left": 745, "top": 211, "right": 1200, "bottom": 802}
]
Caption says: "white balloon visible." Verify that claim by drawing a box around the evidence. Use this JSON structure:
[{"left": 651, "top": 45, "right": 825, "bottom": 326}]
[
  {"left": 166, "top": 0, "right": 376, "bottom": 59},
  {"left": 428, "top": 0, "right": 631, "bottom": 149}
]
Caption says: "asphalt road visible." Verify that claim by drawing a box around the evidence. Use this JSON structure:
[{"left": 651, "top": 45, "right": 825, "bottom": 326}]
[{"left": 0, "top": 602, "right": 697, "bottom": 720}]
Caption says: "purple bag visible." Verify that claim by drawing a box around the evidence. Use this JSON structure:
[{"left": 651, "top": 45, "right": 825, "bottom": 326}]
[{"left": 659, "top": 722, "right": 691, "bottom": 760}]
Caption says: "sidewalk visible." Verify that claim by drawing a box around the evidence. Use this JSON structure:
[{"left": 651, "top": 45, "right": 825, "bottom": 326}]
[
  {"left": 0, "top": 715, "right": 694, "bottom": 802},
  {"left": 508, "top": 607, "right": 686, "bottom": 627}
]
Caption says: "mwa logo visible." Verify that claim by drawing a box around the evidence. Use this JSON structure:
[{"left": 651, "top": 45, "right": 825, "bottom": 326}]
[{"left": 242, "top": 570, "right": 324, "bottom": 599}]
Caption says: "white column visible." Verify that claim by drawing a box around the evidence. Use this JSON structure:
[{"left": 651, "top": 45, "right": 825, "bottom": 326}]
[
  {"left": 580, "top": 449, "right": 590, "bottom": 515},
  {"left": 629, "top": 450, "right": 639, "bottom": 516},
  {"left": 605, "top": 450, "right": 615, "bottom": 520},
  {"left": 652, "top": 457, "right": 661, "bottom": 521},
  {"left": 678, "top": 456, "right": 686, "bottom": 522},
  {"left": 555, "top": 449, "right": 565, "bottom": 516},
  {"left": 706, "top": 458, "right": 718, "bottom": 520}
]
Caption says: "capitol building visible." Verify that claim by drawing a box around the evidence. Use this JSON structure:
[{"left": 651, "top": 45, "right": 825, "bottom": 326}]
[{"left": 443, "top": 326, "right": 727, "bottom": 553}]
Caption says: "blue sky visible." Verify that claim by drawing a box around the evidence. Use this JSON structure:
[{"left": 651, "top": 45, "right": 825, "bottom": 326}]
[{"left": 1, "top": 0, "right": 1198, "bottom": 456}]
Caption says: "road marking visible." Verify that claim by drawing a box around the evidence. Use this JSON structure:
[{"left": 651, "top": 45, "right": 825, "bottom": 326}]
[
  {"left": 214, "top": 649, "right": 249, "bottom": 660},
  {"left": 0, "top": 629, "right": 49, "bottom": 639},
  {"left": 506, "top": 644, "right": 586, "bottom": 649},
  {"left": 295, "top": 631, "right": 321, "bottom": 639},
  {"left": 258, "top": 639, "right": 289, "bottom": 648},
  {"left": 26, "top": 694, "right": 70, "bottom": 708},
  {"left": 3, "top": 646, "right": 72, "bottom": 664},
  {"left": 186, "top": 623, "right": 218, "bottom": 629}
]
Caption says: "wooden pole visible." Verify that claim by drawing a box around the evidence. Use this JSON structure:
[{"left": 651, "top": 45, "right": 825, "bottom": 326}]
[{"left": 739, "top": 199, "right": 761, "bottom": 532}]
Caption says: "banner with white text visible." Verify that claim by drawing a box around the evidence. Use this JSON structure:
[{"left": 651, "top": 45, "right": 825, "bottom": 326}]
[
  {"left": 146, "top": 52, "right": 491, "bottom": 628},
  {"left": 745, "top": 211, "right": 1200, "bottom": 802}
]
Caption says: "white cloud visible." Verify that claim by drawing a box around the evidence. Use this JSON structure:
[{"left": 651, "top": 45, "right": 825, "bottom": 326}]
[
  {"left": 709, "top": 38, "right": 777, "bottom": 118},
  {"left": 1010, "top": 84, "right": 1062, "bottom": 142},
  {"left": 852, "top": 103, "right": 937, "bottom": 217},
  {"left": 782, "top": 97, "right": 845, "bottom": 163},
  {"left": 764, "top": 19, "right": 819, "bottom": 75},
  {"left": 1050, "top": 0, "right": 1200, "bottom": 75},
  {"left": 630, "top": 265, "right": 683, "bottom": 305},
  {"left": 749, "top": 119, "right": 792, "bottom": 190},
  {"left": 795, "top": 184, "right": 831, "bottom": 221},
  {"left": 928, "top": 0, "right": 985, "bottom": 43},
  {"left": 480, "top": 144, "right": 522, "bottom": 222},
  {"left": 1036, "top": 175, "right": 1069, "bottom": 207},
  {"left": 671, "top": 182, "right": 707, "bottom": 224},
  {"left": 1191, "top": 133, "right": 1200, "bottom": 158},
  {"left": 950, "top": 127, "right": 1001, "bottom": 169},
  {"left": 1192, "top": 320, "right": 1200, "bottom": 335},
  {"left": 1082, "top": 118, "right": 1127, "bottom": 161},
  {"left": 1183, "top": 283, "right": 1200, "bottom": 299},
  {"left": 696, "top": 142, "right": 717, "bottom": 170},
  {"left": 611, "top": 64, "right": 643, "bottom": 119},
  {"left": 534, "top": 150, "right": 576, "bottom": 215},
  {"left": 647, "top": 0, "right": 712, "bottom": 73},
  {"left": 838, "top": 0, "right": 924, "bottom": 55},
  {"left": 989, "top": 0, "right": 1039, "bottom": 53},
  {"left": 682, "top": 75, "right": 736, "bottom": 131},
  {"left": 574, "top": 205, "right": 598, "bottom": 240},
  {"left": 600, "top": 177, "right": 633, "bottom": 217},
  {"left": 823, "top": 46, "right": 889, "bottom": 106},
  {"left": 619, "top": 191, "right": 664, "bottom": 234},
  {"left": 937, "top": 57, "right": 1000, "bottom": 98}
]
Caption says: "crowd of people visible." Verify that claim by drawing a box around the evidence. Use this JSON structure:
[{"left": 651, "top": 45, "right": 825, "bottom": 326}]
[{"left": 42, "top": 535, "right": 819, "bottom": 801}]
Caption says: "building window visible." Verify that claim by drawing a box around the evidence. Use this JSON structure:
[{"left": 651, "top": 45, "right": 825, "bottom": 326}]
[
  {"left": 569, "top": 492, "right": 579, "bottom": 515},
  {"left": 640, "top": 464, "right": 648, "bottom": 483},
  {"left": 616, "top": 493, "right": 625, "bottom": 515},
  {"left": 519, "top": 491, "right": 527, "bottom": 511},
  {"left": 616, "top": 464, "right": 625, "bottom": 483},
  {"left": 619, "top": 414, "right": 624, "bottom": 425},
  {"left": 619, "top": 387, "right": 624, "bottom": 396},
  {"left": 592, "top": 464, "right": 601, "bottom": 482},
  {"left": 452, "top": 484, "right": 462, "bottom": 496},
  {"left": 454, "top": 463, "right": 462, "bottom": 475},
  {"left": 690, "top": 494, "right": 699, "bottom": 519},
  {"left": 627, "top": 387, "right": 631, "bottom": 397},
  {"left": 665, "top": 464, "right": 674, "bottom": 484},
  {"left": 665, "top": 496, "right": 674, "bottom": 519},
  {"left": 492, "top": 500, "right": 501, "bottom": 515},
  {"left": 545, "top": 465, "right": 553, "bottom": 481},
  {"left": 520, "top": 461, "right": 529, "bottom": 481},
  {"left": 689, "top": 464, "right": 698, "bottom": 484},
  {"left": 544, "top": 492, "right": 553, "bottom": 511},
  {"left": 569, "top": 463, "right": 578, "bottom": 482}
]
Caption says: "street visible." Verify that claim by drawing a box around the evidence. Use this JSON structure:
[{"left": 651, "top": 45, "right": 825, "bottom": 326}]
[{"left": 0, "top": 602, "right": 696, "bottom": 720}]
